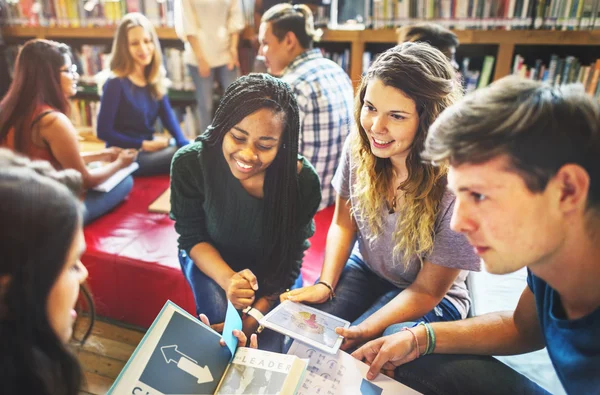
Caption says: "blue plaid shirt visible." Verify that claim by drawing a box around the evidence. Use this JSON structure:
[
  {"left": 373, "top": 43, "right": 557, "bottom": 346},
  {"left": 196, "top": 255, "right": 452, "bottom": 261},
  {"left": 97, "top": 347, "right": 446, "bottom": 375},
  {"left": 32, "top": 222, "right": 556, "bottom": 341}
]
[{"left": 281, "top": 48, "right": 354, "bottom": 210}]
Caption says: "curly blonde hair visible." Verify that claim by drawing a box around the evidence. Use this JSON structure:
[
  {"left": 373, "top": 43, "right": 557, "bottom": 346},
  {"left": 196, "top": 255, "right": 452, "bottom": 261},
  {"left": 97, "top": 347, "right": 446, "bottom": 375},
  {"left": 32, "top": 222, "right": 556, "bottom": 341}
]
[
  {"left": 352, "top": 42, "right": 462, "bottom": 266},
  {"left": 108, "top": 13, "right": 167, "bottom": 99}
]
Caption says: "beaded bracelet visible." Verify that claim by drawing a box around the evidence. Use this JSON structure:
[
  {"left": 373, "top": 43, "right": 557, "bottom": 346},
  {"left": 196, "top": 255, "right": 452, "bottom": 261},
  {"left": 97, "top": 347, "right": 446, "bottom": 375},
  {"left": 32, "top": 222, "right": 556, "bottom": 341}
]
[
  {"left": 402, "top": 327, "right": 420, "bottom": 360},
  {"left": 316, "top": 280, "right": 336, "bottom": 301}
]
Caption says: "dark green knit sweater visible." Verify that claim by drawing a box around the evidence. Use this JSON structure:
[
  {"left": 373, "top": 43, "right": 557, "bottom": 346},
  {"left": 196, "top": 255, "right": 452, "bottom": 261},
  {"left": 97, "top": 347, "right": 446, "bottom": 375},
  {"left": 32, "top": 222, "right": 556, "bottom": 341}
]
[{"left": 170, "top": 141, "right": 322, "bottom": 291}]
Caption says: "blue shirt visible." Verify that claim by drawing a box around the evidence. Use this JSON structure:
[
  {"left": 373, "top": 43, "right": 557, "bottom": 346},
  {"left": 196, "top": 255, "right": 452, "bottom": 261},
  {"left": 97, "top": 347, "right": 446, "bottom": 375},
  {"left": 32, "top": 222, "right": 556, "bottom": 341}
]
[
  {"left": 527, "top": 270, "right": 600, "bottom": 394},
  {"left": 97, "top": 77, "right": 189, "bottom": 149}
]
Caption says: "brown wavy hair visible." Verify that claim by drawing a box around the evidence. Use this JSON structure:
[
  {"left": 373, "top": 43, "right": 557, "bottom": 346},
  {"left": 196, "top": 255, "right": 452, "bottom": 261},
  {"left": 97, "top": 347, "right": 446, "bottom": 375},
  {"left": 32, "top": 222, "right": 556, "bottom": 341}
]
[
  {"left": 352, "top": 42, "right": 462, "bottom": 266},
  {"left": 108, "top": 12, "right": 167, "bottom": 98}
]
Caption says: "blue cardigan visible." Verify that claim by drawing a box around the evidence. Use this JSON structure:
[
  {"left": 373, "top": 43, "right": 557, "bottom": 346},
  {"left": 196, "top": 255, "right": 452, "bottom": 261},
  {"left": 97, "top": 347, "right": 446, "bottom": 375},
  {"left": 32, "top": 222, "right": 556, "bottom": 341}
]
[{"left": 97, "top": 77, "right": 189, "bottom": 149}]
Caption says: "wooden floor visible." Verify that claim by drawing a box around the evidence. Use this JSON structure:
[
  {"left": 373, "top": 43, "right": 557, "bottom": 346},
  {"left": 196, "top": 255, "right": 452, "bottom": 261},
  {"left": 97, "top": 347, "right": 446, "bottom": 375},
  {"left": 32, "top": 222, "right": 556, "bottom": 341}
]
[{"left": 72, "top": 316, "right": 145, "bottom": 395}]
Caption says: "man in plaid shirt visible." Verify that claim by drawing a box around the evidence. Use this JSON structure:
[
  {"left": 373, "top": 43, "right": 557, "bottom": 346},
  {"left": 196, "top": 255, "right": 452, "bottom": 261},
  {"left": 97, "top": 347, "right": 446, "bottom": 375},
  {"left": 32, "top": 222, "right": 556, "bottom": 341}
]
[{"left": 259, "top": 4, "right": 354, "bottom": 209}]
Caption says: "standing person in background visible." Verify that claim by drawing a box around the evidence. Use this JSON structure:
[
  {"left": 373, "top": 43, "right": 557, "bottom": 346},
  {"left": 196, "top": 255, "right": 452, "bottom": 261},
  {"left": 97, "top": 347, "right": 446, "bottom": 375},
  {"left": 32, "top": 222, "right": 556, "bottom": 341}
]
[
  {"left": 97, "top": 13, "right": 189, "bottom": 177},
  {"left": 259, "top": 4, "right": 353, "bottom": 209},
  {"left": 175, "top": 0, "right": 245, "bottom": 134},
  {"left": 397, "top": 22, "right": 460, "bottom": 71},
  {"left": 0, "top": 39, "right": 136, "bottom": 225}
]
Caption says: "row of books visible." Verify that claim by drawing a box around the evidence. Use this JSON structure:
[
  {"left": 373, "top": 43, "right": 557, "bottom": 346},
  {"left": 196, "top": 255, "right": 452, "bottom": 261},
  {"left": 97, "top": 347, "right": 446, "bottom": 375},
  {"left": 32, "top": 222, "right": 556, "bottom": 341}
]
[
  {"left": 513, "top": 54, "right": 600, "bottom": 96},
  {"left": 2, "top": 0, "right": 174, "bottom": 27},
  {"left": 367, "top": 0, "right": 600, "bottom": 30}
]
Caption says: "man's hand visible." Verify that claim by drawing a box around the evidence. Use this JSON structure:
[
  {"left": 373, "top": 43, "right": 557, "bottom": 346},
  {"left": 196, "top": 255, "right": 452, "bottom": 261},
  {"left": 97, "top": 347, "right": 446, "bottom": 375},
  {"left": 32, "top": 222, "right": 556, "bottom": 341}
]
[
  {"left": 200, "top": 314, "right": 258, "bottom": 349},
  {"left": 351, "top": 330, "right": 418, "bottom": 380},
  {"left": 227, "top": 269, "right": 259, "bottom": 309}
]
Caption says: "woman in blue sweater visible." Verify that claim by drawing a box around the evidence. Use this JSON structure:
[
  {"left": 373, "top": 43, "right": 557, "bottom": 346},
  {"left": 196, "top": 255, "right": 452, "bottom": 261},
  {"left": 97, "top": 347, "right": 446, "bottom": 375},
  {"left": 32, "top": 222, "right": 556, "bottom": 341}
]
[{"left": 97, "top": 13, "right": 189, "bottom": 176}]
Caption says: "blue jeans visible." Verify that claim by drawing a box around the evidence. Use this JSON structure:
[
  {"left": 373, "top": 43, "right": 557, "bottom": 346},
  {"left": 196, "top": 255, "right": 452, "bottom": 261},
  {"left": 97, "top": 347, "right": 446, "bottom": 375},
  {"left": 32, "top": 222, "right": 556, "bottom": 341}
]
[
  {"left": 83, "top": 175, "right": 133, "bottom": 225},
  {"left": 314, "top": 255, "right": 462, "bottom": 326},
  {"left": 187, "top": 64, "right": 239, "bottom": 135},
  {"left": 391, "top": 354, "right": 550, "bottom": 395},
  {"left": 178, "top": 249, "right": 299, "bottom": 352},
  {"left": 135, "top": 145, "right": 178, "bottom": 177}
]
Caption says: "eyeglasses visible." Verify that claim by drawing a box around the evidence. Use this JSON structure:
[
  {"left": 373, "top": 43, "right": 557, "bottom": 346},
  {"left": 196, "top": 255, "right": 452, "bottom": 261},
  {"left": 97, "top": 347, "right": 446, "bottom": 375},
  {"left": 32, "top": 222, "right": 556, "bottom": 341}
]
[{"left": 60, "top": 64, "right": 79, "bottom": 77}]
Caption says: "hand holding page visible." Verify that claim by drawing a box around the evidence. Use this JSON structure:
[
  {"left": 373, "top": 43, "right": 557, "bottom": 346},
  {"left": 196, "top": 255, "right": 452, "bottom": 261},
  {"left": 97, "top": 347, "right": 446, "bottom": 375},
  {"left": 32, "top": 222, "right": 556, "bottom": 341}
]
[{"left": 92, "top": 162, "right": 139, "bottom": 192}]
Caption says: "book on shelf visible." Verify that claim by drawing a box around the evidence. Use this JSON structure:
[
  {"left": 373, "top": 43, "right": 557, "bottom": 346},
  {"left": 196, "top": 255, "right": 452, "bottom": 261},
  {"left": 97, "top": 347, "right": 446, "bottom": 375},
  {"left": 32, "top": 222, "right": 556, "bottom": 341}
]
[
  {"left": 362, "top": 0, "right": 600, "bottom": 30},
  {"left": 108, "top": 300, "right": 309, "bottom": 395},
  {"left": 513, "top": 54, "right": 600, "bottom": 98}
]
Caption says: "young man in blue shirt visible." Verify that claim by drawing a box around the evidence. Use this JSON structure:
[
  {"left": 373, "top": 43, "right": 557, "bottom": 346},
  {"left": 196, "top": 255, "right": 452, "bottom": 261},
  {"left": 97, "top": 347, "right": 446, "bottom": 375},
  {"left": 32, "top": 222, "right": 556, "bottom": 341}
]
[{"left": 353, "top": 77, "right": 600, "bottom": 395}]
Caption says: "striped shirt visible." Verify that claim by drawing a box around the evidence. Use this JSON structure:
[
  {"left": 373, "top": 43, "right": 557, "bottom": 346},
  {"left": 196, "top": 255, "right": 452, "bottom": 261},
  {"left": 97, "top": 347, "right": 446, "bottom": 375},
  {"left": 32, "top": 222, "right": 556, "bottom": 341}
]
[{"left": 281, "top": 48, "right": 354, "bottom": 209}]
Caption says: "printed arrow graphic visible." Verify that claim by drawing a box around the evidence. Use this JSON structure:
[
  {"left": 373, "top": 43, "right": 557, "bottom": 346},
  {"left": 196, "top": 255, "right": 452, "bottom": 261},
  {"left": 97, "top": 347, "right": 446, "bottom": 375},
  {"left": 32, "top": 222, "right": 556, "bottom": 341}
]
[{"left": 161, "top": 345, "right": 214, "bottom": 384}]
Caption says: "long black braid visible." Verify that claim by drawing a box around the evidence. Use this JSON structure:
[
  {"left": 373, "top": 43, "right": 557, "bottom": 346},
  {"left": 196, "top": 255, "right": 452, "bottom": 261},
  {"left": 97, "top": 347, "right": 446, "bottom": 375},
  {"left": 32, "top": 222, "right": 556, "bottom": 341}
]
[{"left": 199, "top": 73, "right": 300, "bottom": 295}]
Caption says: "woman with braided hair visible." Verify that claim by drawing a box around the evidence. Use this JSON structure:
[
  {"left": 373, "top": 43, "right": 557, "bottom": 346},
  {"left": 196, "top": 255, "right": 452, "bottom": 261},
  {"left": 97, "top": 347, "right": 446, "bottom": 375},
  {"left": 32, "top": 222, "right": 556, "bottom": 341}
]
[{"left": 170, "top": 73, "right": 321, "bottom": 344}]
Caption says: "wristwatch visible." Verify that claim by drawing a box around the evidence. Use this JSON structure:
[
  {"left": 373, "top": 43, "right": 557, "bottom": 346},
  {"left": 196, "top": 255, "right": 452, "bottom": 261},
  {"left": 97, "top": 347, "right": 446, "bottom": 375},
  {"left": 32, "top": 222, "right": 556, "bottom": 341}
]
[{"left": 242, "top": 306, "right": 265, "bottom": 334}]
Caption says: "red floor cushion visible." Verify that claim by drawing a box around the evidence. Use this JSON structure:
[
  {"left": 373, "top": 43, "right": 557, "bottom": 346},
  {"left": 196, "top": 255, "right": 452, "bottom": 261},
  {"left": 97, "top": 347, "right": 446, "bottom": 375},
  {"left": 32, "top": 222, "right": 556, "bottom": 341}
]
[{"left": 82, "top": 176, "right": 334, "bottom": 328}]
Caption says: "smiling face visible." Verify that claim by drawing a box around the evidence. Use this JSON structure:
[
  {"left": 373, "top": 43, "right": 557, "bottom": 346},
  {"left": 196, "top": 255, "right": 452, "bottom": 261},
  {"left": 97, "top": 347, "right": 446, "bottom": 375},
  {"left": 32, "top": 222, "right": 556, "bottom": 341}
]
[
  {"left": 360, "top": 78, "right": 420, "bottom": 165},
  {"left": 448, "top": 155, "right": 566, "bottom": 275},
  {"left": 127, "top": 26, "right": 155, "bottom": 68},
  {"left": 47, "top": 227, "right": 88, "bottom": 344},
  {"left": 222, "top": 108, "right": 285, "bottom": 181},
  {"left": 59, "top": 54, "right": 78, "bottom": 98}
]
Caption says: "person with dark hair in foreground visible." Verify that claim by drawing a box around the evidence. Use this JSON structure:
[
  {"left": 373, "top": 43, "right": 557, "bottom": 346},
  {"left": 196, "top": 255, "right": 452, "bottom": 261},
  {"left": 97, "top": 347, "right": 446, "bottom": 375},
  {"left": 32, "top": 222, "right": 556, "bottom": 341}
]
[
  {"left": 170, "top": 74, "right": 321, "bottom": 347},
  {"left": 353, "top": 76, "right": 600, "bottom": 395},
  {"left": 0, "top": 148, "right": 91, "bottom": 395},
  {"left": 0, "top": 149, "right": 255, "bottom": 395}
]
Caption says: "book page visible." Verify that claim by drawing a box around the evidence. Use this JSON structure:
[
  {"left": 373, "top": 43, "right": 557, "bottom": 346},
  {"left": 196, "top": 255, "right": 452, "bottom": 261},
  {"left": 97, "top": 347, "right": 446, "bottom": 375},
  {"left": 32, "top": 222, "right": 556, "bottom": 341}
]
[
  {"left": 108, "top": 301, "right": 231, "bottom": 395},
  {"left": 216, "top": 347, "right": 302, "bottom": 395},
  {"left": 288, "top": 341, "right": 421, "bottom": 395},
  {"left": 91, "top": 162, "right": 139, "bottom": 192}
]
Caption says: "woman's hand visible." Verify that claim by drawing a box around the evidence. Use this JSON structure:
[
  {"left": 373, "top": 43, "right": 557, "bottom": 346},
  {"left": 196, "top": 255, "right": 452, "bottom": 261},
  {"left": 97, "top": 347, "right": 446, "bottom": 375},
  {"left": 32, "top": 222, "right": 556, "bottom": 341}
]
[
  {"left": 199, "top": 314, "right": 258, "bottom": 349},
  {"left": 227, "top": 269, "right": 259, "bottom": 309},
  {"left": 105, "top": 147, "right": 122, "bottom": 162},
  {"left": 228, "top": 47, "right": 240, "bottom": 71},
  {"left": 197, "top": 57, "right": 211, "bottom": 78},
  {"left": 351, "top": 330, "right": 418, "bottom": 380},
  {"left": 116, "top": 149, "right": 138, "bottom": 168},
  {"left": 141, "top": 135, "right": 170, "bottom": 152},
  {"left": 280, "top": 283, "right": 331, "bottom": 304}
]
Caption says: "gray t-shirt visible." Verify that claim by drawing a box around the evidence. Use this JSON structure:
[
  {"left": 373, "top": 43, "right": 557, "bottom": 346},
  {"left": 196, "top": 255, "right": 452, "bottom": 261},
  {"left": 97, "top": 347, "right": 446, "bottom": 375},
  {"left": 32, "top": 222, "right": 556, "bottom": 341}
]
[{"left": 331, "top": 135, "right": 481, "bottom": 317}]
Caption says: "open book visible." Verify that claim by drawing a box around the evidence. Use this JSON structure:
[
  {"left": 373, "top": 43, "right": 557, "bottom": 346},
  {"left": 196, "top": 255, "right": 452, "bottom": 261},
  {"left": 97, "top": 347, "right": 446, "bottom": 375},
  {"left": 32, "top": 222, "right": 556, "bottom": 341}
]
[
  {"left": 108, "top": 301, "right": 307, "bottom": 395},
  {"left": 91, "top": 162, "right": 139, "bottom": 192},
  {"left": 288, "top": 340, "right": 422, "bottom": 395}
]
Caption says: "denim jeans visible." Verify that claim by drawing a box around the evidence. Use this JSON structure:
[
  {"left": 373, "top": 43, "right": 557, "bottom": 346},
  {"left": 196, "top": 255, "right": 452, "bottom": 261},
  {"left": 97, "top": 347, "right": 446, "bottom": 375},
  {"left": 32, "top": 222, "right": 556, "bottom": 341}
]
[
  {"left": 83, "top": 175, "right": 133, "bottom": 225},
  {"left": 314, "top": 255, "right": 462, "bottom": 326},
  {"left": 392, "top": 354, "right": 550, "bottom": 395},
  {"left": 135, "top": 145, "right": 178, "bottom": 177},
  {"left": 187, "top": 64, "right": 239, "bottom": 135},
  {"left": 178, "top": 249, "right": 300, "bottom": 353}
]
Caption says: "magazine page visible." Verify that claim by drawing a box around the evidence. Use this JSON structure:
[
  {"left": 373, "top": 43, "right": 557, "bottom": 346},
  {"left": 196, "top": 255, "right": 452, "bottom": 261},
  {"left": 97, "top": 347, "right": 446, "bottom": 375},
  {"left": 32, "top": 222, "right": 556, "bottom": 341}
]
[
  {"left": 288, "top": 340, "right": 421, "bottom": 395},
  {"left": 215, "top": 347, "right": 307, "bottom": 395},
  {"left": 108, "top": 301, "right": 231, "bottom": 395}
]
